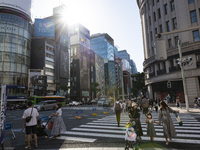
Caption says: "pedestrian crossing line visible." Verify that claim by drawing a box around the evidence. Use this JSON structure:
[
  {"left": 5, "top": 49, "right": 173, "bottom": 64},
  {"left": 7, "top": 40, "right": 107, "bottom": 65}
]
[
  {"left": 62, "top": 131, "right": 200, "bottom": 144},
  {"left": 86, "top": 122, "right": 200, "bottom": 129},
  {"left": 55, "top": 136, "right": 96, "bottom": 142},
  {"left": 97, "top": 119, "right": 199, "bottom": 122},
  {"left": 79, "top": 125, "right": 200, "bottom": 133},
  {"left": 71, "top": 128, "right": 200, "bottom": 138}
]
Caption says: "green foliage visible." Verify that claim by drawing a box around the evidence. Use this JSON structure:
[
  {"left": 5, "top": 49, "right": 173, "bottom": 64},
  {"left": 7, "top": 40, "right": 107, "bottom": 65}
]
[
  {"left": 131, "top": 72, "right": 146, "bottom": 97},
  {"left": 91, "top": 82, "right": 101, "bottom": 93}
]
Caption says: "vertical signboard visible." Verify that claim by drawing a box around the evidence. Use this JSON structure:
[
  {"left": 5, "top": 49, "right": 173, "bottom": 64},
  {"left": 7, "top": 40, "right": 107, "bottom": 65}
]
[
  {"left": 0, "top": 85, "right": 7, "bottom": 143},
  {"left": 28, "top": 69, "right": 42, "bottom": 90},
  {"left": 34, "top": 19, "right": 55, "bottom": 37}
]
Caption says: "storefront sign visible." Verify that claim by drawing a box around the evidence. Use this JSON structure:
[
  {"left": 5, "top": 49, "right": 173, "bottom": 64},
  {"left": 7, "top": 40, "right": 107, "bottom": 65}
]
[
  {"left": 0, "top": 85, "right": 7, "bottom": 143},
  {"left": 82, "top": 91, "right": 89, "bottom": 97}
]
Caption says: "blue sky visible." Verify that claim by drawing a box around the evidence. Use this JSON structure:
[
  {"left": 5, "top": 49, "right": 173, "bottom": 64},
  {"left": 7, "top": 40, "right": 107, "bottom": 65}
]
[{"left": 33, "top": 0, "right": 144, "bottom": 72}]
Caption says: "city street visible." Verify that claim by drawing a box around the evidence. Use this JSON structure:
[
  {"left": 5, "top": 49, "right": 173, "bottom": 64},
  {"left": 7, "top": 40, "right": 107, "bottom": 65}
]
[{"left": 2, "top": 106, "right": 200, "bottom": 150}]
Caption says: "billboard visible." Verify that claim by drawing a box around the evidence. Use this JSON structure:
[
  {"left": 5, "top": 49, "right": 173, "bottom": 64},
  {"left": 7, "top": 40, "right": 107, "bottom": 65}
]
[
  {"left": 34, "top": 19, "right": 55, "bottom": 37},
  {"left": 0, "top": 0, "right": 32, "bottom": 18},
  {"left": 60, "top": 49, "right": 69, "bottom": 78},
  {"left": 28, "top": 69, "right": 42, "bottom": 90}
]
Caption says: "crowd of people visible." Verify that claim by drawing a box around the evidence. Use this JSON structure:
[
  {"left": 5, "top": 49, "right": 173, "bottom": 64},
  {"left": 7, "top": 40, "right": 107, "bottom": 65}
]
[{"left": 114, "top": 96, "right": 180, "bottom": 145}]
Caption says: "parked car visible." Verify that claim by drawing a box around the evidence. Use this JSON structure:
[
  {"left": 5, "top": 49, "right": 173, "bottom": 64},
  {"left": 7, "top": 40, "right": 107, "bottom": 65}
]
[
  {"left": 34, "top": 100, "right": 57, "bottom": 111},
  {"left": 98, "top": 98, "right": 106, "bottom": 106},
  {"left": 85, "top": 101, "right": 92, "bottom": 105},
  {"left": 103, "top": 100, "right": 111, "bottom": 107},
  {"left": 78, "top": 101, "right": 83, "bottom": 105},
  {"left": 91, "top": 100, "right": 97, "bottom": 103},
  {"left": 18, "top": 104, "right": 27, "bottom": 110},
  {"left": 69, "top": 101, "right": 79, "bottom": 106}
]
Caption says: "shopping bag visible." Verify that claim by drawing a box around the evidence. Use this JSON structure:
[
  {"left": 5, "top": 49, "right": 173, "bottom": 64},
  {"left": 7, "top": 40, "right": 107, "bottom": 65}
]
[
  {"left": 48, "top": 121, "right": 54, "bottom": 129},
  {"left": 175, "top": 113, "right": 183, "bottom": 126}
]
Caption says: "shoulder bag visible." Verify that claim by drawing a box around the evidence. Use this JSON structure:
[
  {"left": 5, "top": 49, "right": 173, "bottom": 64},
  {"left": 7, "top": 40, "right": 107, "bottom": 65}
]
[{"left": 26, "top": 107, "right": 33, "bottom": 123}]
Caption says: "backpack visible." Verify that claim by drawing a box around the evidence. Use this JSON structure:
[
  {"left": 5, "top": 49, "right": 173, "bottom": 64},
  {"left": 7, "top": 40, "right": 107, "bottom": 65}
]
[{"left": 115, "top": 104, "right": 121, "bottom": 112}]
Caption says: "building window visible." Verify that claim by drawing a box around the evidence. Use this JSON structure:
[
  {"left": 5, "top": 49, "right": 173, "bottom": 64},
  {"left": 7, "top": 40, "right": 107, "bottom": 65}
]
[
  {"left": 71, "top": 48, "right": 73, "bottom": 56},
  {"left": 190, "top": 10, "right": 197, "bottom": 23},
  {"left": 173, "top": 18, "right": 177, "bottom": 29},
  {"left": 174, "top": 36, "right": 179, "bottom": 46},
  {"left": 152, "top": 47, "right": 154, "bottom": 55},
  {"left": 74, "top": 47, "right": 77, "bottom": 55},
  {"left": 157, "top": 0, "right": 159, "bottom": 2},
  {"left": 154, "top": 12, "right": 156, "bottom": 22},
  {"left": 171, "top": 0, "right": 175, "bottom": 11},
  {"left": 158, "top": 8, "right": 161, "bottom": 18},
  {"left": 159, "top": 24, "right": 163, "bottom": 33},
  {"left": 166, "top": 21, "right": 170, "bottom": 31},
  {"left": 153, "top": 0, "right": 155, "bottom": 6},
  {"left": 150, "top": 31, "right": 153, "bottom": 41},
  {"left": 164, "top": 4, "right": 168, "bottom": 15},
  {"left": 193, "top": 30, "right": 200, "bottom": 41},
  {"left": 170, "top": 59, "right": 174, "bottom": 67},
  {"left": 155, "top": 28, "right": 157, "bottom": 34},
  {"left": 149, "top": 16, "right": 151, "bottom": 25},
  {"left": 188, "top": 0, "right": 194, "bottom": 4},
  {"left": 168, "top": 38, "right": 172, "bottom": 49}
]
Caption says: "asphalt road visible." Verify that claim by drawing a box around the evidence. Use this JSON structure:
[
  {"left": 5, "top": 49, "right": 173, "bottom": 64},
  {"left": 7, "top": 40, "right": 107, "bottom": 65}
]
[{"left": 2, "top": 106, "right": 200, "bottom": 150}]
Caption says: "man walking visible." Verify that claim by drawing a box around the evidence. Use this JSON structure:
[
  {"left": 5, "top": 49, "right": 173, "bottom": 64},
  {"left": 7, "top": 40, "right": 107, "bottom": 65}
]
[
  {"left": 23, "top": 101, "right": 39, "bottom": 149},
  {"left": 140, "top": 96, "right": 149, "bottom": 115},
  {"left": 114, "top": 101, "right": 122, "bottom": 127},
  {"left": 127, "top": 99, "right": 132, "bottom": 111}
]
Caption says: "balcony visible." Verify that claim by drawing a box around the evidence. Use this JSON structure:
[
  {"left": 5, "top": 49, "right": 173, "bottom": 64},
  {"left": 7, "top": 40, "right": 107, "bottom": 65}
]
[
  {"left": 157, "top": 69, "right": 166, "bottom": 75},
  {"left": 196, "top": 61, "right": 200, "bottom": 68},
  {"left": 149, "top": 71, "right": 155, "bottom": 78},
  {"left": 169, "top": 66, "right": 181, "bottom": 73}
]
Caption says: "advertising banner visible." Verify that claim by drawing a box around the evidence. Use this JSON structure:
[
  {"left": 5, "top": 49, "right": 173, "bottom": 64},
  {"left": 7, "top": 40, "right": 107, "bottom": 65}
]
[
  {"left": 34, "top": 19, "right": 55, "bottom": 37},
  {"left": 60, "top": 49, "right": 69, "bottom": 78},
  {"left": 0, "top": 85, "right": 7, "bottom": 143},
  {"left": 28, "top": 69, "right": 41, "bottom": 90},
  {"left": 0, "top": 0, "right": 32, "bottom": 18}
]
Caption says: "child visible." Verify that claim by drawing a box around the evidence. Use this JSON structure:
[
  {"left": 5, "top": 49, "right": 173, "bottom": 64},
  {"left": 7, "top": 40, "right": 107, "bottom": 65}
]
[
  {"left": 125, "top": 122, "right": 137, "bottom": 146},
  {"left": 146, "top": 112, "right": 159, "bottom": 142}
]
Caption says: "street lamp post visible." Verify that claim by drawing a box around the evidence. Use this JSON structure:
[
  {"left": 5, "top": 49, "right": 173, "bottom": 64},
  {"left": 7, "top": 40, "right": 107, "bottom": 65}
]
[{"left": 178, "top": 40, "right": 189, "bottom": 112}]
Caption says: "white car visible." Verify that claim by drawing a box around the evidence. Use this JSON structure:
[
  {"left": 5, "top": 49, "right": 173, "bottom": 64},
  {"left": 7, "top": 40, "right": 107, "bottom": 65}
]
[
  {"left": 69, "top": 101, "right": 79, "bottom": 106},
  {"left": 98, "top": 98, "right": 106, "bottom": 106}
]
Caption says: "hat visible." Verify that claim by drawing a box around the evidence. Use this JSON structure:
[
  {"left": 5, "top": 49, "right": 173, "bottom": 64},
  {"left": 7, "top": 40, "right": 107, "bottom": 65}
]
[{"left": 132, "top": 102, "right": 137, "bottom": 107}]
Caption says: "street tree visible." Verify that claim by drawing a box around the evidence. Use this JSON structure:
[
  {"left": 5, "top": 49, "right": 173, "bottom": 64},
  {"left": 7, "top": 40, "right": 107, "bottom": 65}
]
[{"left": 91, "top": 82, "right": 101, "bottom": 99}]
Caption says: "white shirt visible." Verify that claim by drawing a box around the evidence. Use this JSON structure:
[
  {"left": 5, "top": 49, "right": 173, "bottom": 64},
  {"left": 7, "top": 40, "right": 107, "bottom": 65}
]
[
  {"left": 56, "top": 108, "right": 62, "bottom": 116},
  {"left": 22, "top": 107, "right": 39, "bottom": 126},
  {"left": 125, "top": 127, "right": 137, "bottom": 141}
]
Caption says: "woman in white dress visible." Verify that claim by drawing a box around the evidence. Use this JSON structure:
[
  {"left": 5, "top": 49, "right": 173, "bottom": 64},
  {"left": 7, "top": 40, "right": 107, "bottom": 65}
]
[{"left": 51, "top": 104, "right": 66, "bottom": 139}]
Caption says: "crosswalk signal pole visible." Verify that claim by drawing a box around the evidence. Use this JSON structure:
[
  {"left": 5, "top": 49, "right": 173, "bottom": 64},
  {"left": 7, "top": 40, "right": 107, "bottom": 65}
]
[{"left": 178, "top": 40, "right": 189, "bottom": 112}]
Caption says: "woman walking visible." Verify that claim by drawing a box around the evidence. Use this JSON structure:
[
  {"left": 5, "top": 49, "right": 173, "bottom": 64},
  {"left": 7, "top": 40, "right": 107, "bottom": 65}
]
[
  {"left": 129, "top": 102, "right": 143, "bottom": 140},
  {"left": 158, "top": 101, "right": 179, "bottom": 145},
  {"left": 51, "top": 104, "right": 66, "bottom": 138}
]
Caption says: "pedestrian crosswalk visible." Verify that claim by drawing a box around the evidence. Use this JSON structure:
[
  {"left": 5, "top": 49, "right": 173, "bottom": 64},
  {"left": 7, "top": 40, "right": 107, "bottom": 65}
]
[{"left": 58, "top": 112, "right": 200, "bottom": 144}]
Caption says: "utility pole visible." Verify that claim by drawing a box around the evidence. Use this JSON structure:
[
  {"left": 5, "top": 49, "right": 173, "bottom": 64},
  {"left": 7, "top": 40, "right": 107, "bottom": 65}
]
[{"left": 120, "top": 60, "right": 124, "bottom": 101}]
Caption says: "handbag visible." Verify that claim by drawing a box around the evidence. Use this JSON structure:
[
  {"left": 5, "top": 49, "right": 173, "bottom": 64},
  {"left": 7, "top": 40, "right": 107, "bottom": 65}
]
[
  {"left": 175, "top": 113, "right": 183, "bottom": 126},
  {"left": 48, "top": 121, "right": 54, "bottom": 130},
  {"left": 26, "top": 107, "right": 33, "bottom": 123}
]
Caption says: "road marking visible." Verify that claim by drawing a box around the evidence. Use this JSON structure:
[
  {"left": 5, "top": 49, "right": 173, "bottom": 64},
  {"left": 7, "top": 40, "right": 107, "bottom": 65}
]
[
  {"left": 63, "top": 131, "right": 200, "bottom": 144},
  {"left": 71, "top": 128, "right": 200, "bottom": 138},
  {"left": 80, "top": 125, "right": 200, "bottom": 133},
  {"left": 55, "top": 136, "right": 96, "bottom": 142}
]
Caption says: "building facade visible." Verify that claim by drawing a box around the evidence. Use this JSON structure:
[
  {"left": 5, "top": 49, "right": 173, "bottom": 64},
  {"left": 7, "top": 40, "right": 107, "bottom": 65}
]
[
  {"left": 90, "top": 33, "right": 116, "bottom": 93},
  {"left": 137, "top": 0, "right": 200, "bottom": 106},
  {"left": 70, "top": 24, "right": 91, "bottom": 102},
  {"left": 0, "top": 1, "right": 33, "bottom": 102}
]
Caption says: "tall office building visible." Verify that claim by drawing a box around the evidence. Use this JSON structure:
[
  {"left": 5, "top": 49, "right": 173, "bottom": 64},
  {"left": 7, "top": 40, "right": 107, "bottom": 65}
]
[
  {"left": 130, "top": 59, "right": 138, "bottom": 74},
  {"left": 70, "top": 24, "right": 91, "bottom": 102},
  {"left": 137, "top": 0, "right": 200, "bottom": 105},
  {"left": 90, "top": 33, "right": 116, "bottom": 92},
  {"left": 31, "top": 5, "right": 70, "bottom": 95},
  {"left": 0, "top": 0, "right": 33, "bottom": 102}
]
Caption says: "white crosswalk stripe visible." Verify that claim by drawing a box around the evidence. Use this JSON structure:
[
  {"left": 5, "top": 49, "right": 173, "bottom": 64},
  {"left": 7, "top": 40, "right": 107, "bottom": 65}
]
[{"left": 59, "top": 112, "right": 200, "bottom": 144}]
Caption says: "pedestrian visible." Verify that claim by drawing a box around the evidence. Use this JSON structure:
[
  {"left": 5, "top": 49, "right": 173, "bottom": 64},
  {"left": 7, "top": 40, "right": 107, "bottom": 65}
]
[
  {"left": 22, "top": 101, "right": 39, "bottom": 149},
  {"left": 154, "top": 98, "right": 158, "bottom": 113},
  {"left": 158, "top": 101, "right": 179, "bottom": 145},
  {"left": 194, "top": 97, "right": 199, "bottom": 108},
  {"left": 176, "top": 97, "right": 181, "bottom": 109},
  {"left": 158, "top": 98, "right": 161, "bottom": 106},
  {"left": 127, "top": 99, "right": 132, "bottom": 111},
  {"left": 50, "top": 104, "right": 66, "bottom": 139},
  {"left": 114, "top": 101, "right": 122, "bottom": 127},
  {"left": 164, "top": 98, "right": 168, "bottom": 105},
  {"left": 122, "top": 101, "right": 126, "bottom": 114},
  {"left": 146, "top": 112, "right": 159, "bottom": 142},
  {"left": 140, "top": 96, "right": 149, "bottom": 115},
  {"left": 129, "top": 102, "right": 143, "bottom": 140},
  {"left": 149, "top": 98, "right": 153, "bottom": 110}
]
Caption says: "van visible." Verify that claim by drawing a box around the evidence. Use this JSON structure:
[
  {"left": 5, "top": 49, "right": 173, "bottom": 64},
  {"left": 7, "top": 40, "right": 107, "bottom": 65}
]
[
  {"left": 34, "top": 100, "right": 57, "bottom": 111},
  {"left": 98, "top": 98, "right": 106, "bottom": 106}
]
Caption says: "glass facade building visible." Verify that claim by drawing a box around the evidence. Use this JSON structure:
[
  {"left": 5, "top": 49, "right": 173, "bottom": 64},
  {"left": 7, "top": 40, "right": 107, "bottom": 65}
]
[
  {"left": 0, "top": 11, "right": 32, "bottom": 101},
  {"left": 130, "top": 59, "right": 138, "bottom": 74}
]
